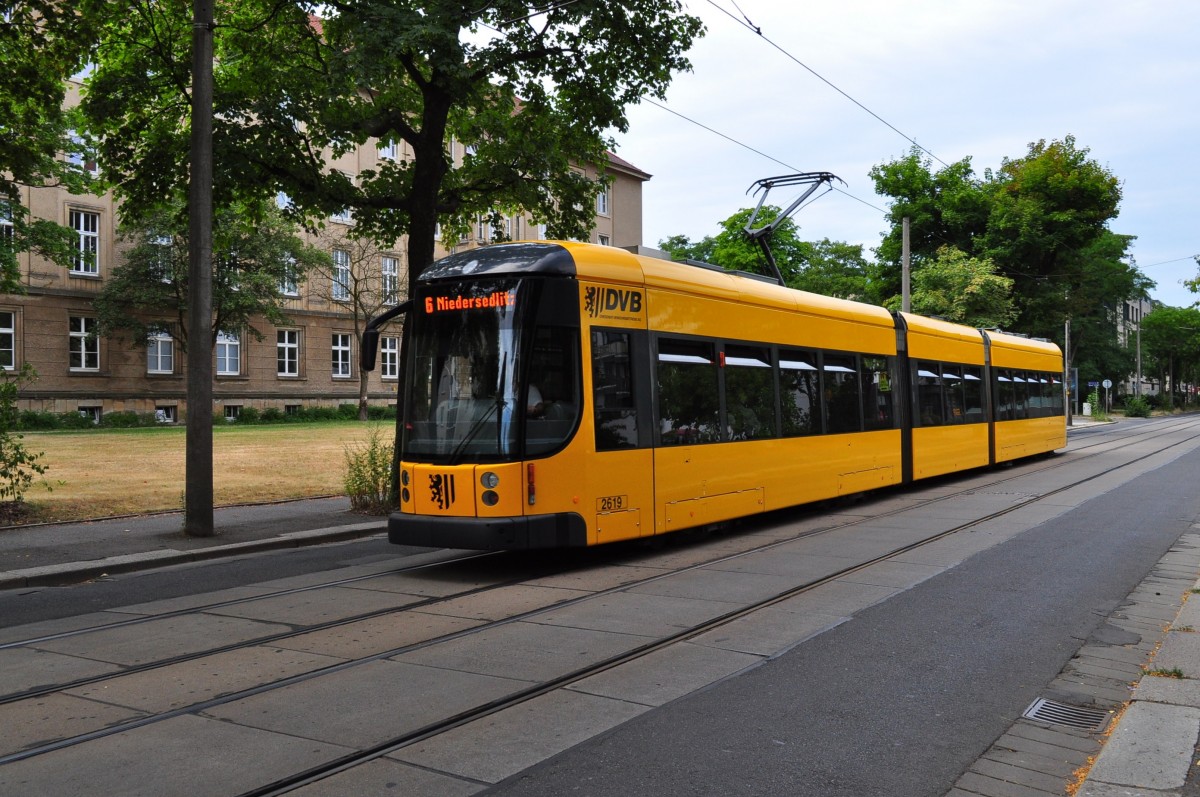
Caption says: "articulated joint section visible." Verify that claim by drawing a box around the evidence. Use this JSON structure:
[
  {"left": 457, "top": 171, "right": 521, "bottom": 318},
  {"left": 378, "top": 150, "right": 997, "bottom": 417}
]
[{"left": 388, "top": 512, "right": 588, "bottom": 550}]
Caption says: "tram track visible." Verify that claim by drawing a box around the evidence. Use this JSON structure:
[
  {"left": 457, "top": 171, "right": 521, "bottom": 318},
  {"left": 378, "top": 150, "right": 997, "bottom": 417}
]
[
  {"left": 2, "top": 416, "right": 1199, "bottom": 787},
  {"left": 0, "top": 416, "right": 1193, "bottom": 714}
]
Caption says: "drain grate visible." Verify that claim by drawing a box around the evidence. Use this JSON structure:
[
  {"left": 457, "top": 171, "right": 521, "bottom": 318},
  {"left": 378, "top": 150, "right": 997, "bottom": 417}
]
[{"left": 1022, "top": 698, "right": 1110, "bottom": 731}]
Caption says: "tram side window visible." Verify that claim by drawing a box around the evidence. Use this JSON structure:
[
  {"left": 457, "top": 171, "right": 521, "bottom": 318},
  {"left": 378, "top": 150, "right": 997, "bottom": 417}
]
[
  {"left": 1027, "top": 374, "right": 1046, "bottom": 417},
  {"left": 862, "top": 356, "right": 894, "bottom": 431},
  {"left": 1012, "top": 371, "right": 1029, "bottom": 419},
  {"left": 724, "top": 344, "right": 776, "bottom": 440},
  {"left": 942, "top": 368, "right": 966, "bottom": 424},
  {"left": 963, "top": 366, "right": 984, "bottom": 422},
  {"left": 916, "top": 361, "right": 944, "bottom": 426},
  {"left": 1050, "top": 376, "right": 1065, "bottom": 415},
  {"left": 780, "top": 348, "right": 819, "bottom": 437},
  {"left": 591, "top": 329, "right": 638, "bottom": 451},
  {"left": 657, "top": 338, "right": 720, "bottom": 446},
  {"left": 525, "top": 326, "right": 581, "bottom": 456},
  {"left": 824, "top": 353, "right": 861, "bottom": 434},
  {"left": 995, "top": 370, "right": 1014, "bottom": 420}
]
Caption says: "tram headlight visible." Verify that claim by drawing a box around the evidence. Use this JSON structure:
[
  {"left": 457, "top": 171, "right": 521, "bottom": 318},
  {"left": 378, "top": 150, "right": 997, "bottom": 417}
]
[
  {"left": 401, "top": 487, "right": 410, "bottom": 504},
  {"left": 481, "top": 471, "right": 500, "bottom": 489},
  {"left": 401, "top": 470, "right": 410, "bottom": 487},
  {"left": 481, "top": 490, "right": 500, "bottom": 506}
]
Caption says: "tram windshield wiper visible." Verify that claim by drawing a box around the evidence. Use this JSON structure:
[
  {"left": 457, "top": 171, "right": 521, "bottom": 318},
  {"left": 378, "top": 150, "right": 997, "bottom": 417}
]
[{"left": 447, "top": 400, "right": 504, "bottom": 465}]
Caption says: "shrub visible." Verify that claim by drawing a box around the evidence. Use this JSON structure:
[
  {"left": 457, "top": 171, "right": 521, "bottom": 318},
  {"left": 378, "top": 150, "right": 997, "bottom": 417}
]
[
  {"left": 100, "top": 410, "right": 146, "bottom": 428},
  {"left": 1124, "top": 395, "right": 1151, "bottom": 418},
  {"left": 261, "top": 407, "right": 284, "bottom": 423},
  {"left": 337, "top": 403, "right": 358, "bottom": 420},
  {"left": 0, "top": 365, "right": 50, "bottom": 505},
  {"left": 344, "top": 426, "right": 395, "bottom": 514},
  {"left": 237, "top": 406, "right": 261, "bottom": 424}
]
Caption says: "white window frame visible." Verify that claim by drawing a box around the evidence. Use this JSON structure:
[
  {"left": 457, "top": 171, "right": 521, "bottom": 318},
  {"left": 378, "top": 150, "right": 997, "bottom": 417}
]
[
  {"left": 0, "top": 311, "right": 13, "bottom": 371},
  {"left": 597, "top": 234, "right": 611, "bottom": 247},
  {"left": 279, "top": 256, "right": 299, "bottom": 297},
  {"left": 146, "top": 332, "right": 174, "bottom": 375},
  {"left": 381, "top": 256, "right": 399, "bottom": 302},
  {"left": 596, "top": 186, "right": 610, "bottom": 216},
  {"left": 0, "top": 203, "right": 12, "bottom": 246},
  {"left": 277, "top": 329, "right": 300, "bottom": 377},
  {"left": 216, "top": 330, "right": 241, "bottom": 376},
  {"left": 381, "top": 335, "right": 399, "bottom": 379},
  {"left": 66, "top": 130, "right": 97, "bottom": 175},
  {"left": 69, "top": 209, "right": 99, "bottom": 275},
  {"left": 332, "top": 248, "right": 350, "bottom": 301},
  {"left": 69, "top": 316, "right": 99, "bottom": 371},
  {"left": 155, "top": 405, "right": 177, "bottom": 423},
  {"left": 332, "top": 333, "right": 352, "bottom": 378},
  {"left": 378, "top": 139, "right": 398, "bottom": 160}
]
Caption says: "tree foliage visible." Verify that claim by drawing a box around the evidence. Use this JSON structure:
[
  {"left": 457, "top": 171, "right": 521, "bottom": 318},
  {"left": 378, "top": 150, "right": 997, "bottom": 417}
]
[
  {"left": 93, "top": 201, "right": 328, "bottom": 349},
  {"left": 79, "top": 0, "right": 704, "bottom": 291},
  {"left": 887, "top": 245, "right": 1015, "bottom": 328},
  {"left": 1140, "top": 305, "right": 1200, "bottom": 408},
  {"left": 0, "top": 1, "right": 100, "bottom": 292}
]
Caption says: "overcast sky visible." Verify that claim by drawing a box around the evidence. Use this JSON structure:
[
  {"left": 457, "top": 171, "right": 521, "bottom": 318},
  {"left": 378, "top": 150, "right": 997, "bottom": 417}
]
[{"left": 610, "top": 0, "right": 1200, "bottom": 309}]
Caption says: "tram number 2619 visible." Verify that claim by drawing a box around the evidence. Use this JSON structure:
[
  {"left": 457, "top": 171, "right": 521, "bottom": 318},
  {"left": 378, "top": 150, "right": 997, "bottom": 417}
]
[{"left": 597, "top": 495, "right": 627, "bottom": 512}]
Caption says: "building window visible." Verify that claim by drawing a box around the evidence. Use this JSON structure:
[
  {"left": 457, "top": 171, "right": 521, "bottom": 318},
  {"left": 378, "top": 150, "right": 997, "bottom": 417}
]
[
  {"left": 332, "top": 333, "right": 352, "bottom": 378},
  {"left": 78, "top": 406, "right": 101, "bottom": 424},
  {"left": 284, "top": 404, "right": 301, "bottom": 416},
  {"left": 381, "top": 256, "right": 399, "bottom": 303},
  {"left": 378, "top": 139, "right": 398, "bottom": 160},
  {"left": 69, "top": 316, "right": 99, "bottom": 371},
  {"left": 381, "top": 335, "right": 399, "bottom": 379},
  {"left": 69, "top": 209, "right": 99, "bottom": 274},
  {"left": 224, "top": 405, "right": 241, "bottom": 422},
  {"left": 66, "top": 130, "right": 97, "bottom": 175},
  {"left": 146, "top": 332, "right": 174, "bottom": 374},
  {"left": 0, "top": 203, "right": 12, "bottom": 248},
  {"left": 216, "top": 331, "right": 241, "bottom": 376},
  {"left": 155, "top": 405, "right": 177, "bottom": 423},
  {"left": 279, "top": 256, "right": 299, "bottom": 296},
  {"left": 596, "top": 186, "right": 610, "bottom": 216},
  {"left": 332, "top": 248, "right": 350, "bottom": 301},
  {"left": 277, "top": 329, "right": 300, "bottom": 376},
  {"left": 597, "top": 234, "right": 610, "bottom": 246},
  {"left": 0, "top": 311, "right": 13, "bottom": 370}
]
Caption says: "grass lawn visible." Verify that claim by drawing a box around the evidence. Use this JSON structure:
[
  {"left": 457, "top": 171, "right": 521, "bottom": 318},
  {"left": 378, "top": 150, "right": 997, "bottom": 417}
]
[{"left": 16, "top": 421, "right": 393, "bottom": 523}]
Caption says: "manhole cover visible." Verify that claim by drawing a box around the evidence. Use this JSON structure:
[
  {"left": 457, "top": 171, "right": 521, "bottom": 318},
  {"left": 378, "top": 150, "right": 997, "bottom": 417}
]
[{"left": 1023, "top": 698, "right": 1110, "bottom": 731}]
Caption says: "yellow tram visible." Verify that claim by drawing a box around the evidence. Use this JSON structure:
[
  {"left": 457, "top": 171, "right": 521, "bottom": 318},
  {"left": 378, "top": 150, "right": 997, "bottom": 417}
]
[{"left": 364, "top": 241, "right": 1066, "bottom": 549}]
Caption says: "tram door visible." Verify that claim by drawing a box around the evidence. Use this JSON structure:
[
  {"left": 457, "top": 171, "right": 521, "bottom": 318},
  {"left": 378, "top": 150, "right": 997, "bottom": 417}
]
[{"left": 588, "top": 327, "right": 654, "bottom": 544}]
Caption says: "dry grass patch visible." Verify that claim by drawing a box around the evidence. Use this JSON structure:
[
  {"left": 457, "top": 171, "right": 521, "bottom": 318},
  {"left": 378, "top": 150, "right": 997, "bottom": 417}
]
[{"left": 18, "top": 422, "right": 387, "bottom": 523}]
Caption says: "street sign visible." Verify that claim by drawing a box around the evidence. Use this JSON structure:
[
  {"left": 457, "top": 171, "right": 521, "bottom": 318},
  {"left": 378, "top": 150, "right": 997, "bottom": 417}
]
[{"left": 1102, "top": 379, "right": 1112, "bottom": 389}]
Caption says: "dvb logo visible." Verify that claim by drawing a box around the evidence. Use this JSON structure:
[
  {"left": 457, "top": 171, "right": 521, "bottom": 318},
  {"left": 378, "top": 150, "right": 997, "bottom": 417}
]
[{"left": 586, "top": 287, "right": 643, "bottom": 318}]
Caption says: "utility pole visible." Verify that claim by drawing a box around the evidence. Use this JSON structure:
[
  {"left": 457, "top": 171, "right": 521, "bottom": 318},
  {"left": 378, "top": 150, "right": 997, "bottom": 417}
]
[
  {"left": 184, "top": 0, "right": 215, "bottom": 537},
  {"left": 901, "top": 216, "right": 911, "bottom": 313},
  {"left": 1065, "top": 317, "right": 1072, "bottom": 426}
]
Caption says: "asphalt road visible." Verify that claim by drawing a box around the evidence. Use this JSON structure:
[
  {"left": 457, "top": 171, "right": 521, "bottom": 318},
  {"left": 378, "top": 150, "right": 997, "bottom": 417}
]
[{"left": 486, "top": 440, "right": 1200, "bottom": 796}]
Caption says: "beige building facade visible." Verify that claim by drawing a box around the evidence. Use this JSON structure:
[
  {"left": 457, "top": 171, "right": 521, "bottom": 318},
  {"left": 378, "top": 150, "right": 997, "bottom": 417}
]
[{"left": 5, "top": 115, "right": 649, "bottom": 422}]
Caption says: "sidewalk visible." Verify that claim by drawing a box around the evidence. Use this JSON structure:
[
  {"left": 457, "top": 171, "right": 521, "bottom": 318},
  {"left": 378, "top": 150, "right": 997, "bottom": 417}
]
[{"left": 0, "top": 495, "right": 386, "bottom": 590}]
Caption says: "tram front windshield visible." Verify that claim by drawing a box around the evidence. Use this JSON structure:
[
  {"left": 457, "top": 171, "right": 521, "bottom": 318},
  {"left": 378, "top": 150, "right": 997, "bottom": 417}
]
[{"left": 404, "top": 278, "right": 581, "bottom": 464}]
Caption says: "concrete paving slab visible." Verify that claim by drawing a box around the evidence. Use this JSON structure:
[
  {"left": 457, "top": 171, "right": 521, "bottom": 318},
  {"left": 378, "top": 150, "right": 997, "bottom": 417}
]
[
  {"left": 838, "top": 559, "right": 945, "bottom": 589},
  {"left": 1150, "top": 633, "right": 1200, "bottom": 676},
  {"left": 530, "top": 590, "right": 742, "bottom": 638},
  {"left": 200, "top": 585, "right": 426, "bottom": 626},
  {"left": 566, "top": 640, "right": 761, "bottom": 706},
  {"left": 0, "top": 646, "right": 123, "bottom": 694},
  {"left": 204, "top": 659, "right": 527, "bottom": 749},
  {"left": 1085, "top": 702, "right": 1200, "bottom": 791},
  {"left": 0, "top": 713, "right": 352, "bottom": 797},
  {"left": 971, "top": 755, "right": 1075, "bottom": 793},
  {"left": 0, "top": 611, "right": 145, "bottom": 645},
  {"left": 105, "top": 586, "right": 279, "bottom": 616},
  {"left": 287, "top": 756, "right": 486, "bottom": 797},
  {"left": 1077, "top": 782, "right": 1165, "bottom": 797},
  {"left": 409, "top": 584, "right": 590, "bottom": 621},
  {"left": 32, "top": 613, "right": 293, "bottom": 666},
  {"left": 626, "top": 567, "right": 799, "bottom": 605},
  {"left": 0, "top": 692, "right": 144, "bottom": 757},
  {"left": 702, "top": 548, "right": 859, "bottom": 579},
  {"left": 64, "top": 645, "right": 345, "bottom": 713},
  {"left": 1175, "top": 596, "right": 1200, "bottom": 628},
  {"left": 519, "top": 564, "right": 669, "bottom": 593},
  {"left": 1133, "top": 675, "right": 1200, "bottom": 707},
  {"left": 392, "top": 620, "right": 647, "bottom": 682},
  {"left": 274, "top": 611, "right": 484, "bottom": 659},
  {"left": 689, "top": 605, "right": 847, "bottom": 656},
  {"left": 778, "top": 578, "right": 899, "bottom": 616},
  {"left": 391, "top": 689, "right": 650, "bottom": 784}
]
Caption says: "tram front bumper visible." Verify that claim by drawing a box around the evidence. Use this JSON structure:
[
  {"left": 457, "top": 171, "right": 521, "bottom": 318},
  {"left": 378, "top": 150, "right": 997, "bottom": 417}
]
[{"left": 388, "top": 511, "right": 588, "bottom": 550}]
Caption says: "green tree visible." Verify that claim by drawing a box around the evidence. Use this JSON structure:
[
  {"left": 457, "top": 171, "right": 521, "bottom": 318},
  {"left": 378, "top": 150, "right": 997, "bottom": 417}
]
[
  {"left": 0, "top": 364, "right": 49, "bottom": 510},
  {"left": 79, "top": 0, "right": 704, "bottom": 290},
  {"left": 791, "top": 238, "right": 871, "bottom": 301},
  {"left": 93, "top": 200, "right": 328, "bottom": 349},
  {"left": 0, "top": 1, "right": 100, "bottom": 292},
  {"left": 1140, "top": 306, "right": 1200, "bottom": 409},
  {"left": 885, "top": 245, "right": 1015, "bottom": 328}
]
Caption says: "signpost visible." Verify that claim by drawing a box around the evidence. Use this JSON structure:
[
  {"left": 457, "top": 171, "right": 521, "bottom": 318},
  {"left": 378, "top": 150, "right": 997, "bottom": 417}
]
[{"left": 1102, "top": 379, "right": 1112, "bottom": 415}]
